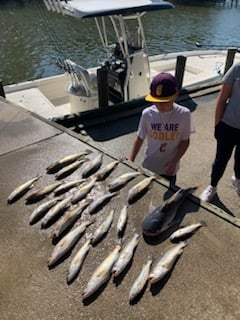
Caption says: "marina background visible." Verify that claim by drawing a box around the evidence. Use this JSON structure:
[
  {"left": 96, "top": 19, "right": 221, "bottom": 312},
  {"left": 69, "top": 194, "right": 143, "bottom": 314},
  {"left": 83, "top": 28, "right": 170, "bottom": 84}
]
[{"left": 0, "top": 0, "right": 240, "bottom": 85}]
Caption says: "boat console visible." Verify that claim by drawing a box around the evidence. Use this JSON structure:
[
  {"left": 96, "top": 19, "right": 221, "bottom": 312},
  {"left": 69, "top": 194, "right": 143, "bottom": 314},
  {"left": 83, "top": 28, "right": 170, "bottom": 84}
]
[{"left": 42, "top": 0, "right": 174, "bottom": 112}]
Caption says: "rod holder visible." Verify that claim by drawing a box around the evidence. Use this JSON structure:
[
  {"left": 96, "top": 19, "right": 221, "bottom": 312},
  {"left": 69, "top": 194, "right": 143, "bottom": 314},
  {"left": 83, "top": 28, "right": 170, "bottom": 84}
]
[
  {"left": 97, "top": 67, "right": 109, "bottom": 108},
  {"left": 175, "top": 55, "right": 186, "bottom": 90},
  {"left": 224, "top": 47, "right": 237, "bottom": 75}
]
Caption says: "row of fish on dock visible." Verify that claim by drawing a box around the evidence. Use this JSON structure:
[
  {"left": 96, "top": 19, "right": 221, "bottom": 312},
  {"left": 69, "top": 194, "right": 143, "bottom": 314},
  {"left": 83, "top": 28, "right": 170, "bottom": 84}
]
[{"left": 7, "top": 149, "right": 206, "bottom": 302}]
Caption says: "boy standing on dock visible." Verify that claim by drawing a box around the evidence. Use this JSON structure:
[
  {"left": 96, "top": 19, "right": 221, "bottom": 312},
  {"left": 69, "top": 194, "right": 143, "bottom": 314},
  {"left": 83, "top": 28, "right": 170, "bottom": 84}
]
[{"left": 128, "top": 72, "right": 194, "bottom": 185}]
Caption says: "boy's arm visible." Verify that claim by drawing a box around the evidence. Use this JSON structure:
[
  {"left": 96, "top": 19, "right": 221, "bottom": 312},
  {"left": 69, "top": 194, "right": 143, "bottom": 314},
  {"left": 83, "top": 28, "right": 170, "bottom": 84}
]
[
  {"left": 128, "top": 136, "right": 144, "bottom": 162},
  {"left": 165, "top": 139, "right": 190, "bottom": 176}
]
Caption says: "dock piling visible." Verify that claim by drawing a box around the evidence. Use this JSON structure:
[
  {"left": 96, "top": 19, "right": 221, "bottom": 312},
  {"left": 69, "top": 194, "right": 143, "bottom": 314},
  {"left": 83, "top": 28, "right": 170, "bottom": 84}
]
[{"left": 0, "top": 80, "right": 5, "bottom": 98}]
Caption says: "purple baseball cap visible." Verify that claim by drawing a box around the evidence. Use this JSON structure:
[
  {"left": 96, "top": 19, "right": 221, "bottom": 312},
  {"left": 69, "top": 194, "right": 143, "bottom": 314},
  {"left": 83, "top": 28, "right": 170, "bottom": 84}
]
[{"left": 145, "top": 72, "right": 178, "bottom": 102}]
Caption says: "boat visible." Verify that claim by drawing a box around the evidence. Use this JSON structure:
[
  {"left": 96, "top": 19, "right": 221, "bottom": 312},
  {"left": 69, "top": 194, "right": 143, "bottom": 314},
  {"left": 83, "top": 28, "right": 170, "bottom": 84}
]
[{"left": 3, "top": 0, "right": 240, "bottom": 127}]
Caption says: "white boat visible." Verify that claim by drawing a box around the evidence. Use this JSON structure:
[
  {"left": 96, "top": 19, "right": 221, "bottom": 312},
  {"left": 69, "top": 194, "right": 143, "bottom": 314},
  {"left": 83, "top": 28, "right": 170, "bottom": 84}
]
[{"left": 4, "top": 0, "right": 240, "bottom": 123}]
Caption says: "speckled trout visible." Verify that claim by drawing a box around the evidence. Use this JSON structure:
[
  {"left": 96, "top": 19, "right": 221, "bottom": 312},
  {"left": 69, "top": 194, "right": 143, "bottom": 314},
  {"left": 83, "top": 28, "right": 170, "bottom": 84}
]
[
  {"left": 55, "top": 159, "right": 86, "bottom": 180},
  {"left": 169, "top": 221, "right": 206, "bottom": 242},
  {"left": 127, "top": 176, "right": 155, "bottom": 204},
  {"left": 29, "top": 197, "right": 61, "bottom": 225},
  {"left": 41, "top": 195, "right": 72, "bottom": 229},
  {"left": 91, "top": 209, "right": 114, "bottom": 245},
  {"left": 95, "top": 160, "right": 119, "bottom": 181},
  {"left": 108, "top": 171, "right": 141, "bottom": 192},
  {"left": 67, "top": 239, "right": 92, "bottom": 284},
  {"left": 81, "top": 153, "right": 103, "bottom": 178},
  {"left": 148, "top": 241, "right": 187, "bottom": 284},
  {"left": 129, "top": 255, "right": 153, "bottom": 303},
  {"left": 87, "top": 191, "right": 118, "bottom": 215},
  {"left": 82, "top": 244, "right": 121, "bottom": 299},
  {"left": 71, "top": 177, "right": 96, "bottom": 204},
  {"left": 53, "top": 179, "right": 86, "bottom": 196},
  {"left": 26, "top": 181, "right": 63, "bottom": 203},
  {"left": 7, "top": 175, "right": 41, "bottom": 204},
  {"left": 46, "top": 150, "right": 91, "bottom": 174},
  {"left": 117, "top": 205, "right": 128, "bottom": 236},
  {"left": 142, "top": 186, "right": 198, "bottom": 237},
  {"left": 112, "top": 233, "right": 140, "bottom": 277},
  {"left": 52, "top": 198, "right": 92, "bottom": 239},
  {"left": 48, "top": 219, "right": 95, "bottom": 267}
]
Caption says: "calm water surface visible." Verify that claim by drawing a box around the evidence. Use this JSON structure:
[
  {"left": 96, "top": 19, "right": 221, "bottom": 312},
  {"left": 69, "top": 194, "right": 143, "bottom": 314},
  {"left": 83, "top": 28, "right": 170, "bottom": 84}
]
[{"left": 1, "top": 0, "right": 240, "bottom": 85}]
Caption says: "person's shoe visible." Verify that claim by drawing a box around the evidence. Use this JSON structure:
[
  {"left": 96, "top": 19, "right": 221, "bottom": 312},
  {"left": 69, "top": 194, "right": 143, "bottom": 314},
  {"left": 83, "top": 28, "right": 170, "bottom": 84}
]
[
  {"left": 231, "top": 175, "right": 240, "bottom": 196},
  {"left": 199, "top": 185, "right": 217, "bottom": 202}
]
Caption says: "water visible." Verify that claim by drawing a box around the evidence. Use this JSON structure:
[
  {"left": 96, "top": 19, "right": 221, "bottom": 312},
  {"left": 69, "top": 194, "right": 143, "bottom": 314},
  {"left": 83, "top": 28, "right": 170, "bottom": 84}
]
[{"left": 1, "top": 0, "right": 240, "bottom": 85}]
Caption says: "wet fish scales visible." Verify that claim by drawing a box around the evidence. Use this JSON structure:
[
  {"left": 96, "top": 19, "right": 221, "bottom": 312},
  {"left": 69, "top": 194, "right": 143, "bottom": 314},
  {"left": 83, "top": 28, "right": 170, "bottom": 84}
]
[
  {"left": 52, "top": 198, "right": 92, "bottom": 239},
  {"left": 129, "top": 255, "right": 152, "bottom": 303},
  {"left": 87, "top": 192, "right": 118, "bottom": 215},
  {"left": 117, "top": 205, "right": 128, "bottom": 236},
  {"left": 71, "top": 177, "right": 96, "bottom": 205},
  {"left": 148, "top": 241, "right": 187, "bottom": 284},
  {"left": 82, "top": 244, "right": 121, "bottom": 300},
  {"left": 67, "top": 239, "right": 92, "bottom": 284},
  {"left": 25, "top": 181, "right": 63, "bottom": 203},
  {"left": 142, "top": 186, "right": 198, "bottom": 237},
  {"left": 55, "top": 159, "right": 86, "bottom": 180},
  {"left": 54, "top": 179, "right": 86, "bottom": 196},
  {"left": 7, "top": 175, "right": 41, "bottom": 204},
  {"left": 48, "top": 219, "right": 95, "bottom": 267},
  {"left": 81, "top": 153, "right": 103, "bottom": 178},
  {"left": 169, "top": 221, "right": 206, "bottom": 241},
  {"left": 41, "top": 195, "right": 72, "bottom": 229},
  {"left": 29, "top": 198, "right": 61, "bottom": 225},
  {"left": 91, "top": 209, "right": 114, "bottom": 245},
  {"left": 46, "top": 150, "right": 92, "bottom": 173},
  {"left": 108, "top": 171, "right": 141, "bottom": 192},
  {"left": 127, "top": 176, "right": 155, "bottom": 204},
  {"left": 95, "top": 160, "right": 119, "bottom": 181},
  {"left": 112, "top": 233, "right": 140, "bottom": 277}
]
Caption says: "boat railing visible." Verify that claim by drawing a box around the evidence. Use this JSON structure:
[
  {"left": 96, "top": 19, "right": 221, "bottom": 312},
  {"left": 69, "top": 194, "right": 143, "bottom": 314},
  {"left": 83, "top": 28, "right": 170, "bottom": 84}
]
[
  {"left": 43, "top": 0, "right": 64, "bottom": 14},
  {"left": 56, "top": 59, "right": 97, "bottom": 97}
]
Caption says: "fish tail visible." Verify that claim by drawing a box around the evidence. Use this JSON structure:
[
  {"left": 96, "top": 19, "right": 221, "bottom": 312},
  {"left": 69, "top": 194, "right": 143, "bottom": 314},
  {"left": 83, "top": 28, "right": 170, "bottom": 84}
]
[
  {"left": 187, "top": 185, "right": 201, "bottom": 194},
  {"left": 85, "top": 149, "right": 93, "bottom": 155},
  {"left": 85, "top": 233, "right": 93, "bottom": 241},
  {"left": 199, "top": 220, "right": 207, "bottom": 227}
]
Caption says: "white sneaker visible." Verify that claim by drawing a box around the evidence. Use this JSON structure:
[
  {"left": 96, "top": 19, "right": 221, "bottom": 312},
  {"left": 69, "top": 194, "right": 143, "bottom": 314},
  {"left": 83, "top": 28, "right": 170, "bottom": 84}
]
[
  {"left": 231, "top": 175, "right": 240, "bottom": 196},
  {"left": 200, "top": 185, "right": 217, "bottom": 202}
]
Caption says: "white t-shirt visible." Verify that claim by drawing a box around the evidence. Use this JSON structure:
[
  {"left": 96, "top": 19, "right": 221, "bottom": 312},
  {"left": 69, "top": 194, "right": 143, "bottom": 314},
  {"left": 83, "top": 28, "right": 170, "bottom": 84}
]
[{"left": 137, "top": 103, "right": 193, "bottom": 175}]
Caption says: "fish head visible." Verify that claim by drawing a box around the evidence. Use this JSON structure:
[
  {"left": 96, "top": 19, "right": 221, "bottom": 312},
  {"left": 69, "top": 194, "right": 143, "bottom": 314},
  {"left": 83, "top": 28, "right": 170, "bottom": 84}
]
[{"left": 141, "top": 209, "right": 166, "bottom": 237}]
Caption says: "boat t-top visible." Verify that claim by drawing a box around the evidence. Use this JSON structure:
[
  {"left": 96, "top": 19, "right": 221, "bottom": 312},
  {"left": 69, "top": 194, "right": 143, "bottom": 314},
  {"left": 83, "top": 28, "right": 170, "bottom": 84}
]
[{"left": 4, "top": 0, "right": 240, "bottom": 121}]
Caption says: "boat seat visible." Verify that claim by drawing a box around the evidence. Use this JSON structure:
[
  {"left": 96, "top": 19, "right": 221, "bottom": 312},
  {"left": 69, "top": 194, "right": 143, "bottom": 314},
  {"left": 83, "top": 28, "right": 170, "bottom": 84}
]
[{"left": 63, "top": 59, "right": 97, "bottom": 97}]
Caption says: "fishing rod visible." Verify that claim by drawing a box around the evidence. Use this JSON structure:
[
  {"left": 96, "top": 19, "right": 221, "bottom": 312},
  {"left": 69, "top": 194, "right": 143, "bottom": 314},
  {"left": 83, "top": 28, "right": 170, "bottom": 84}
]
[{"left": 195, "top": 41, "right": 240, "bottom": 51}]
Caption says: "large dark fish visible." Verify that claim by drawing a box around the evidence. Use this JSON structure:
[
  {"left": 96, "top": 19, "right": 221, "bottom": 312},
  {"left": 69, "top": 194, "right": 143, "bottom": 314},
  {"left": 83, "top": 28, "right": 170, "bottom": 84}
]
[{"left": 141, "top": 186, "right": 198, "bottom": 237}]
